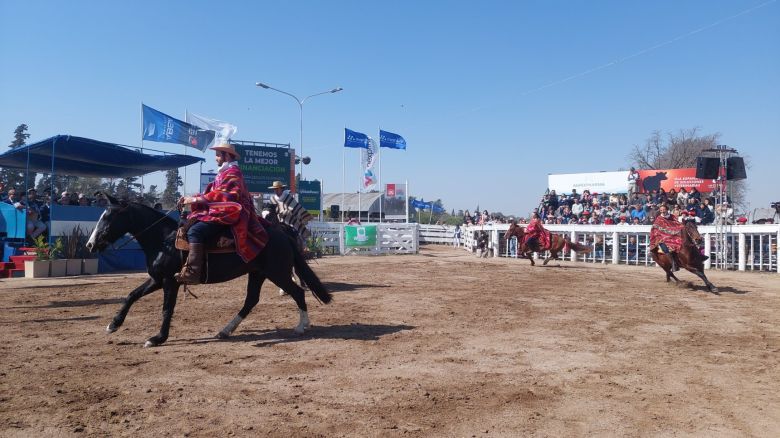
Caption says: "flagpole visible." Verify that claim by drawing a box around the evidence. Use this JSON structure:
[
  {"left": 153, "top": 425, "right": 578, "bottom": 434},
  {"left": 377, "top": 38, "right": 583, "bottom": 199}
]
[
  {"left": 378, "top": 126, "right": 382, "bottom": 223},
  {"left": 183, "top": 110, "right": 189, "bottom": 197},
  {"left": 140, "top": 102, "right": 145, "bottom": 197},
  {"left": 341, "top": 129, "right": 345, "bottom": 223},
  {"left": 358, "top": 147, "right": 361, "bottom": 222},
  {"left": 405, "top": 179, "right": 409, "bottom": 224}
]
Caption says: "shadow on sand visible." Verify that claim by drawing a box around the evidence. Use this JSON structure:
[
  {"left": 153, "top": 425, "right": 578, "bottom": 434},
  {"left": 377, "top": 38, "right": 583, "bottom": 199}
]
[
  {"left": 8, "top": 298, "right": 125, "bottom": 310},
  {"left": 174, "top": 323, "right": 414, "bottom": 348},
  {"left": 322, "top": 282, "right": 392, "bottom": 293}
]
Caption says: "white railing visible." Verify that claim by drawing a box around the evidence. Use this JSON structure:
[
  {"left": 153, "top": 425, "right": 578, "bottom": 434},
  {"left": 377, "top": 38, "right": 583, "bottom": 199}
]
[
  {"left": 418, "top": 224, "right": 456, "bottom": 245},
  {"left": 307, "top": 222, "right": 419, "bottom": 255},
  {"left": 463, "top": 223, "right": 780, "bottom": 273}
]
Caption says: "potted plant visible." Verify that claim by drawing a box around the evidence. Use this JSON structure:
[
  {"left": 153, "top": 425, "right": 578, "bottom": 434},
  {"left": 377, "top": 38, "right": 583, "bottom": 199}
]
[
  {"left": 24, "top": 235, "right": 62, "bottom": 278},
  {"left": 48, "top": 238, "right": 66, "bottom": 277},
  {"left": 64, "top": 225, "right": 85, "bottom": 275}
]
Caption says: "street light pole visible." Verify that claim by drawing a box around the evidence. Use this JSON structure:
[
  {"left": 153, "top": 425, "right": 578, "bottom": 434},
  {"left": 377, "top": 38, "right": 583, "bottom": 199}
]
[{"left": 255, "top": 82, "right": 343, "bottom": 182}]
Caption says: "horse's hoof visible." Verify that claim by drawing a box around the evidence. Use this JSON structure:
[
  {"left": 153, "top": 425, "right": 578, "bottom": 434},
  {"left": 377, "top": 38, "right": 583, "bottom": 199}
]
[
  {"left": 143, "top": 340, "right": 156, "bottom": 348},
  {"left": 106, "top": 323, "right": 118, "bottom": 334},
  {"left": 216, "top": 331, "right": 229, "bottom": 339},
  {"left": 710, "top": 287, "right": 720, "bottom": 294},
  {"left": 293, "top": 326, "right": 305, "bottom": 335},
  {"left": 278, "top": 289, "right": 287, "bottom": 296}
]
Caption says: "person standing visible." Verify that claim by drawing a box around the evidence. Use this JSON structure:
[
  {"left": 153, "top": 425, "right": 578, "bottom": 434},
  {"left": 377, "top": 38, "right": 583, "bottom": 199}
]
[
  {"left": 176, "top": 143, "right": 268, "bottom": 285},
  {"left": 269, "top": 180, "right": 313, "bottom": 249},
  {"left": 628, "top": 167, "right": 641, "bottom": 197}
]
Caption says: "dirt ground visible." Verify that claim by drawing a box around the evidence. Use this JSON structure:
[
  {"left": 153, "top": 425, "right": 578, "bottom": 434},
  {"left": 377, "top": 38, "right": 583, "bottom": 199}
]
[{"left": 1, "top": 245, "right": 778, "bottom": 437}]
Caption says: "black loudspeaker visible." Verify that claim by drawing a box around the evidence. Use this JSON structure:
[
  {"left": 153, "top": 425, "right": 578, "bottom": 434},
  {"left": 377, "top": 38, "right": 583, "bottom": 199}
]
[
  {"left": 726, "top": 157, "right": 747, "bottom": 180},
  {"left": 330, "top": 204, "right": 340, "bottom": 219},
  {"left": 695, "top": 157, "right": 720, "bottom": 179}
]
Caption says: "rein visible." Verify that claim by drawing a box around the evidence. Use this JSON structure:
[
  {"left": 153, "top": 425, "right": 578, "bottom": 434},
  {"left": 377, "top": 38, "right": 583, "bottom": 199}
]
[{"left": 109, "top": 208, "right": 178, "bottom": 251}]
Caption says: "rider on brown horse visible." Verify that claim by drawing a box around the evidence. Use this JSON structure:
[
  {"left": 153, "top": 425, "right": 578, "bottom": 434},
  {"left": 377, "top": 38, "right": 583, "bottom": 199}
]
[
  {"left": 650, "top": 204, "right": 683, "bottom": 272},
  {"left": 523, "top": 212, "right": 551, "bottom": 251}
]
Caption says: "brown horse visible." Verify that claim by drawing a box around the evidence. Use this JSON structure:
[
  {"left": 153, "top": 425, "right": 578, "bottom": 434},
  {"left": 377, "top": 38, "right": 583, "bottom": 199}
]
[
  {"left": 504, "top": 223, "right": 591, "bottom": 266},
  {"left": 651, "top": 221, "right": 718, "bottom": 293}
]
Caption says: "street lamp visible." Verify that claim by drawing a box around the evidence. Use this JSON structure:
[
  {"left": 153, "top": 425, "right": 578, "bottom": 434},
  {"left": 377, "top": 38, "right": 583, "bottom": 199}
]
[{"left": 255, "top": 82, "right": 343, "bottom": 181}]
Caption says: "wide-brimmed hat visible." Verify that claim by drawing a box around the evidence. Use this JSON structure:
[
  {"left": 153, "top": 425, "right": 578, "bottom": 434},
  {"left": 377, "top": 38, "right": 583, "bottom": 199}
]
[
  {"left": 209, "top": 143, "right": 240, "bottom": 159},
  {"left": 268, "top": 181, "right": 287, "bottom": 190}
]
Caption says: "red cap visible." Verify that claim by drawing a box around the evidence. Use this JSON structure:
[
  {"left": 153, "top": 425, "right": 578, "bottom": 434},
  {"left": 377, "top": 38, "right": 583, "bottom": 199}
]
[{"left": 737, "top": 216, "right": 748, "bottom": 223}]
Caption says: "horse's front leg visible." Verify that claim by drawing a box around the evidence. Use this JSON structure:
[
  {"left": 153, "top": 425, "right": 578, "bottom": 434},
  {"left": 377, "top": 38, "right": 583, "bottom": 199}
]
[
  {"left": 217, "top": 272, "right": 264, "bottom": 339},
  {"left": 107, "top": 277, "right": 161, "bottom": 333},
  {"left": 144, "top": 277, "right": 180, "bottom": 348},
  {"left": 692, "top": 270, "right": 719, "bottom": 294}
]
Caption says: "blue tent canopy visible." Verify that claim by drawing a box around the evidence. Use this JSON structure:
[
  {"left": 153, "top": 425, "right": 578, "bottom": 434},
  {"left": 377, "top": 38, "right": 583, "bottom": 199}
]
[{"left": 0, "top": 135, "right": 204, "bottom": 178}]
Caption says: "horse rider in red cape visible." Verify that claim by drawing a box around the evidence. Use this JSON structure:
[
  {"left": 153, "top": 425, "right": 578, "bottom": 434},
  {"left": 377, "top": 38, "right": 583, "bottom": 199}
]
[
  {"left": 523, "top": 211, "right": 552, "bottom": 251},
  {"left": 650, "top": 203, "right": 684, "bottom": 272},
  {"left": 175, "top": 143, "right": 269, "bottom": 285}
]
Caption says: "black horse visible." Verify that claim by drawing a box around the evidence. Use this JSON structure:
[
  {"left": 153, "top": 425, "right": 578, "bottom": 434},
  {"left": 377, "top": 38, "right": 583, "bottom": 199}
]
[{"left": 85, "top": 196, "right": 331, "bottom": 347}]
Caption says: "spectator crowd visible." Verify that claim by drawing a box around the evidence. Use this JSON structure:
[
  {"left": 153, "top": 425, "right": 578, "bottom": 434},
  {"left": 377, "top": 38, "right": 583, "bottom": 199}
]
[{"left": 534, "top": 187, "right": 739, "bottom": 226}]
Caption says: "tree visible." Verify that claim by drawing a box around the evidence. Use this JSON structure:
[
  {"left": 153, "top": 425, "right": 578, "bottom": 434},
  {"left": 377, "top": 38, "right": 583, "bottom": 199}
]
[
  {"left": 142, "top": 185, "right": 160, "bottom": 206},
  {"left": 161, "top": 169, "right": 183, "bottom": 209},
  {"left": 0, "top": 124, "right": 34, "bottom": 190},
  {"left": 628, "top": 127, "right": 747, "bottom": 209},
  {"left": 115, "top": 176, "right": 143, "bottom": 201},
  {"left": 629, "top": 128, "right": 720, "bottom": 170}
]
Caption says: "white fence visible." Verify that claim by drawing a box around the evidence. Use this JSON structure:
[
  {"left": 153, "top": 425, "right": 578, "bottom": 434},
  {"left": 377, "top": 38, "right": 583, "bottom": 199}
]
[
  {"left": 462, "top": 224, "right": 780, "bottom": 273},
  {"left": 308, "top": 222, "right": 419, "bottom": 255}
]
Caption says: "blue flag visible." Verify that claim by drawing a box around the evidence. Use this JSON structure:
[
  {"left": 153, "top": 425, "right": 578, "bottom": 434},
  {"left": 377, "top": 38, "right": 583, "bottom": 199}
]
[
  {"left": 344, "top": 128, "right": 369, "bottom": 149},
  {"left": 432, "top": 204, "right": 446, "bottom": 214},
  {"left": 379, "top": 129, "right": 406, "bottom": 150},
  {"left": 142, "top": 104, "right": 215, "bottom": 151}
]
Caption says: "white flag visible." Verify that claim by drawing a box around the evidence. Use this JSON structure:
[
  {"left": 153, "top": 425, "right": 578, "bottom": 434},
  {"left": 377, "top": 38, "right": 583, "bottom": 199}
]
[
  {"left": 185, "top": 111, "right": 238, "bottom": 149},
  {"left": 361, "top": 137, "right": 378, "bottom": 192}
]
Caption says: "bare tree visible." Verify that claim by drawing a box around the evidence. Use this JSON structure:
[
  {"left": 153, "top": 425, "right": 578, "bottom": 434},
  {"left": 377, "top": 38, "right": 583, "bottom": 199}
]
[{"left": 628, "top": 127, "right": 720, "bottom": 169}]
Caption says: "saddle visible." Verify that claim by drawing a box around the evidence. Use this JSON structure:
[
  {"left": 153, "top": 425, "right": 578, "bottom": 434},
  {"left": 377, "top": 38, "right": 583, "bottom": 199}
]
[{"left": 174, "top": 223, "right": 236, "bottom": 254}]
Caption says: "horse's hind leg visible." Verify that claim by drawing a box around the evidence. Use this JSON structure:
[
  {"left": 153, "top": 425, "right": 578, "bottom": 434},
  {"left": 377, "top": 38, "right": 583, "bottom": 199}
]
[
  {"left": 107, "top": 278, "right": 161, "bottom": 333},
  {"left": 218, "top": 272, "right": 264, "bottom": 339},
  {"left": 692, "top": 270, "right": 719, "bottom": 294},
  {"left": 271, "top": 273, "right": 310, "bottom": 334}
]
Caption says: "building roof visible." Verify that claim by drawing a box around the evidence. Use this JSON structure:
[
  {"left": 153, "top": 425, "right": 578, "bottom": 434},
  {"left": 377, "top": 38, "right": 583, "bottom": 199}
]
[{"left": 323, "top": 192, "right": 383, "bottom": 213}]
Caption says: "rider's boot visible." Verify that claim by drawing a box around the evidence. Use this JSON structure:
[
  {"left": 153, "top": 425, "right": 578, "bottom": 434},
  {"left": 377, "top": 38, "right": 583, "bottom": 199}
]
[
  {"left": 671, "top": 252, "right": 680, "bottom": 272},
  {"left": 175, "top": 243, "right": 204, "bottom": 285}
]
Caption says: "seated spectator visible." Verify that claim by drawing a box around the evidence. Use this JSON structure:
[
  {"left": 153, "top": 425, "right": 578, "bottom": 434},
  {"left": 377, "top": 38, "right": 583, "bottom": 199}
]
[
  {"left": 571, "top": 198, "right": 584, "bottom": 217},
  {"left": 58, "top": 191, "right": 72, "bottom": 205},
  {"left": 630, "top": 204, "right": 646, "bottom": 223},
  {"left": 24, "top": 188, "right": 47, "bottom": 240},
  {"left": 689, "top": 187, "right": 702, "bottom": 202},
  {"left": 3, "top": 188, "right": 21, "bottom": 206},
  {"left": 78, "top": 194, "right": 91, "bottom": 206},
  {"left": 736, "top": 216, "right": 748, "bottom": 225}
]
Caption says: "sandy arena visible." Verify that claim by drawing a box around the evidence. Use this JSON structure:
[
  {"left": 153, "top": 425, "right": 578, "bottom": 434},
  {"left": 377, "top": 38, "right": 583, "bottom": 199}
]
[{"left": 1, "top": 245, "right": 778, "bottom": 437}]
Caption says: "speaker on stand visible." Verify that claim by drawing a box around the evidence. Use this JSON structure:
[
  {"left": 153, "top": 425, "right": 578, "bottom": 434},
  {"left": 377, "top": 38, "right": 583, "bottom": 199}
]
[
  {"left": 695, "top": 157, "right": 720, "bottom": 179},
  {"left": 726, "top": 157, "right": 747, "bottom": 180},
  {"left": 330, "top": 204, "right": 340, "bottom": 220}
]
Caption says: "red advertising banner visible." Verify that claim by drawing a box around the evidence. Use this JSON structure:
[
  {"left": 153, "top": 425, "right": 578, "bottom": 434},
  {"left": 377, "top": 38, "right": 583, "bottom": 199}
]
[{"left": 638, "top": 168, "right": 717, "bottom": 193}]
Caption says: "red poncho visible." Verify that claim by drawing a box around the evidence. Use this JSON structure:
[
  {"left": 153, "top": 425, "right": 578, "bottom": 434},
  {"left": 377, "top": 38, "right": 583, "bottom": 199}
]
[
  {"left": 650, "top": 214, "right": 683, "bottom": 252},
  {"left": 523, "top": 219, "right": 551, "bottom": 250},
  {"left": 190, "top": 162, "right": 269, "bottom": 262}
]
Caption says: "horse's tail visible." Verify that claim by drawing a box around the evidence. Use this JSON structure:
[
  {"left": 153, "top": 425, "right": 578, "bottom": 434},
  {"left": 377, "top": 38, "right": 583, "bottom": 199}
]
[
  {"left": 564, "top": 236, "right": 592, "bottom": 253},
  {"left": 292, "top": 246, "right": 332, "bottom": 305}
]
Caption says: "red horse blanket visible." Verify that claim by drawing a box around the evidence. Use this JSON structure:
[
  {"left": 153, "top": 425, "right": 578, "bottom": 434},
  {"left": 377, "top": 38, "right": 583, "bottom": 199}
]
[
  {"left": 190, "top": 162, "right": 269, "bottom": 262},
  {"left": 650, "top": 215, "right": 683, "bottom": 252}
]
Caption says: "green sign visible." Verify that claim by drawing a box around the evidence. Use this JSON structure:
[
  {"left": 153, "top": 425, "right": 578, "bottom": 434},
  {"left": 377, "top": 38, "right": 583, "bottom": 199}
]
[
  {"left": 298, "top": 180, "right": 321, "bottom": 216},
  {"left": 344, "top": 225, "right": 377, "bottom": 247},
  {"left": 234, "top": 145, "right": 294, "bottom": 193}
]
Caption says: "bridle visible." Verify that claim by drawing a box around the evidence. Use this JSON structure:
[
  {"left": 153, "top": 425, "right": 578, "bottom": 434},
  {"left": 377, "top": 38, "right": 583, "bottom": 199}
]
[{"left": 100, "top": 204, "right": 178, "bottom": 251}]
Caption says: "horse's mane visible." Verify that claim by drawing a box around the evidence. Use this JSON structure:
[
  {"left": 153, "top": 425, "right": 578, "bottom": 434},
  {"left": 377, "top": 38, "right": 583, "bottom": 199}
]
[{"left": 123, "top": 202, "right": 178, "bottom": 228}]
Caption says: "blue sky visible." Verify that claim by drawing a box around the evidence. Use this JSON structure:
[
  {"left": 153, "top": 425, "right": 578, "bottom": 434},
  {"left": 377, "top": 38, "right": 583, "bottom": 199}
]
[{"left": 1, "top": 0, "right": 778, "bottom": 216}]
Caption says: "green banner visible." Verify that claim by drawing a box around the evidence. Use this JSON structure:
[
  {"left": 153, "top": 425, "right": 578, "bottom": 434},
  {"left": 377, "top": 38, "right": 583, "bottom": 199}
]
[
  {"left": 298, "top": 180, "right": 321, "bottom": 216},
  {"left": 234, "top": 144, "right": 294, "bottom": 193},
  {"left": 344, "top": 225, "right": 377, "bottom": 247}
]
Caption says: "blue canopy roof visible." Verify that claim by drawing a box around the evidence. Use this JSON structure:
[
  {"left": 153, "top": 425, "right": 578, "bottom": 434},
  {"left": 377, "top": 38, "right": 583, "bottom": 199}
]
[{"left": 0, "top": 135, "right": 204, "bottom": 178}]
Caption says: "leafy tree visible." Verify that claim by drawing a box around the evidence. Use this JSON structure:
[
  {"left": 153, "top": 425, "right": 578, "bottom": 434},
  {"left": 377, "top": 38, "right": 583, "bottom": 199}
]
[
  {"left": 0, "top": 124, "right": 34, "bottom": 190},
  {"left": 115, "top": 176, "right": 142, "bottom": 201},
  {"left": 142, "top": 185, "right": 160, "bottom": 206},
  {"left": 161, "top": 169, "right": 182, "bottom": 209}
]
